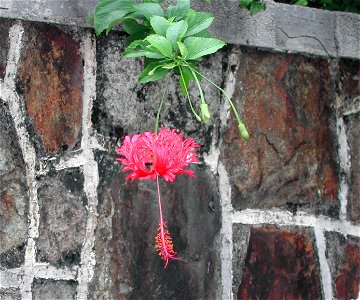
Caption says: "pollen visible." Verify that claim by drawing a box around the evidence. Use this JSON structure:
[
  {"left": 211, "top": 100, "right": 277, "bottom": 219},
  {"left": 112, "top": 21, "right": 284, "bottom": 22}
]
[{"left": 155, "top": 222, "right": 179, "bottom": 268}]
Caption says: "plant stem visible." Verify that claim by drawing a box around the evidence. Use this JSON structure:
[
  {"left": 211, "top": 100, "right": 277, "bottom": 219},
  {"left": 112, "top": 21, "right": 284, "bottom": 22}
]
[
  {"left": 189, "top": 68, "right": 205, "bottom": 104},
  {"left": 185, "top": 63, "right": 249, "bottom": 140},
  {"left": 155, "top": 76, "right": 169, "bottom": 134},
  {"left": 178, "top": 67, "right": 201, "bottom": 122}
]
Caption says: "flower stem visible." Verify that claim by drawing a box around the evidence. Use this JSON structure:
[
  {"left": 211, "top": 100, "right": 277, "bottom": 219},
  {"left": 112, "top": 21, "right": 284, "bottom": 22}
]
[
  {"left": 155, "top": 175, "right": 179, "bottom": 268},
  {"left": 178, "top": 66, "right": 201, "bottom": 122},
  {"left": 156, "top": 175, "right": 165, "bottom": 235},
  {"left": 155, "top": 77, "right": 169, "bottom": 135},
  {"left": 184, "top": 63, "right": 249, "bottom": 140},
  {"left": 190, "top": 68, "right": 205, "bottom": 104}
]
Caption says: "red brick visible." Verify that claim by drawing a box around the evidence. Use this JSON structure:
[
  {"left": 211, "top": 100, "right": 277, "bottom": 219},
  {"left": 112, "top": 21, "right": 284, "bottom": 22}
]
[
  {"left": 18, "top": 24, "right": 83, "bottom": 154},
  {"left": 335, "top": 243, "right": 360, "bottom": 300},
  {"left": 237, "top": 226, "right": 321, "bottom": 300},
  {"left": 346, "top": 116, "right": 360, "bottom": 223},
  {"left": 223, "top": 49, "right": 338, "bottom": 216}
]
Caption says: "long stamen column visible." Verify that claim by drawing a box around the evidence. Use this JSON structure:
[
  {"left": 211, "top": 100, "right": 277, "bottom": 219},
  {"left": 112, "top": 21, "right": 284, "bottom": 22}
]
[{"left": 154, "top": 175, "right": 179, "bottom": 268}]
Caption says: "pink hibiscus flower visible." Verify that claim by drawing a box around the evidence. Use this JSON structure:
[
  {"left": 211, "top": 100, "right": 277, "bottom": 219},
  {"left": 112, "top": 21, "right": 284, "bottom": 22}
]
[
  {"left": 116, "top": 128, "right": 200, "bottom": 268},
  {"left": 116, "top": 128, "right": 200, "bottom": 182}
]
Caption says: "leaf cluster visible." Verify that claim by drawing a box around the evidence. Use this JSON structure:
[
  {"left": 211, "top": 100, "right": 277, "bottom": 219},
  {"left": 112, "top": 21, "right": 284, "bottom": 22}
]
[
  {"left": 89, "top": 0, "right": 249, "bottom": 139},
  {"left": 239, "top": 0, "right": 266, "bottom": 15},
  {"left": 89, "top": 0, "right": 224, "bottom": 89}
]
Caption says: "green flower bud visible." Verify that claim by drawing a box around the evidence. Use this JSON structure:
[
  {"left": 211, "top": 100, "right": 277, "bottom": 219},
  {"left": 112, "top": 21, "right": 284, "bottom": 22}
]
[
  {"left": 200, "top": 102, "right": 211, "bottom": 123},
  {"left": 238, "top": 123, "right": 249, "bottom": 140}
]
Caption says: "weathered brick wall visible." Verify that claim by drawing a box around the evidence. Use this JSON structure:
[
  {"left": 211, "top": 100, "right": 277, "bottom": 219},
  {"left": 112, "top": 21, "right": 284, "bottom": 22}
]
[{"left": 0, "top": 15, "right": 359, "bottom": 300}]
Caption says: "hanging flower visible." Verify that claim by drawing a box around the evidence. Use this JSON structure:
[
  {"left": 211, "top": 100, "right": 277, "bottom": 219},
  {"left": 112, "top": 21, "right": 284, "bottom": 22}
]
[
  {"left": 116, "top": 128, "right": 200, "bottom": 182},
  {"left": 116, "top": 128, "right": 200, "bottom": 268}
]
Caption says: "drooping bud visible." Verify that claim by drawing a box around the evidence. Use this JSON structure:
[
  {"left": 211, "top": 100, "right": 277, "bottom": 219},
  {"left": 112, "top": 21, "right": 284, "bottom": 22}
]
[
  {"left": 200, "top": 102, "right": 211, "bottom": 123},
  {"left": 238, "top": 123, "right": 249, "bottom": 140}
]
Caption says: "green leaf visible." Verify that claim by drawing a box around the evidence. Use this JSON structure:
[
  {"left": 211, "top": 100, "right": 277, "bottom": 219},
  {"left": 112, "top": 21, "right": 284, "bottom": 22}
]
[
  {"left": 166, "top": 0, "right": 190, "bottom": 21},
  {"left": 143, "top": 0, "right": 164, "bottom": 3},
  {"left": 184, "top": 37, "right": 225, "bottom": 60},
  {"left": 184, "top": 11, "right": 214, "bottom": 37},
  {"left": 177, "top": 41, "right": 188, "bottom": 58},
  {"left": 92, "top": 0, "right": 134, "bottom": 36},
  {"left": 150, "top": 16, "right": 171, "bottom": 36},
  {"left": 85, "top": 15, "right": 94, "bottom": 26},
  {"left": 191, "top": 30, "right": 213, "bottom": 38},
  {"left": 145, "top": 34, "right": 173, "bottom": 58},
  {"left": 179, "top": 66, "right": 191, "bottom": 95},
  {"left": 132, "top": 3, "right": 164, "bottom": 20},
  {"left": 293, "top": 0, "right": 308, "bottom": 6},
  {"left": 122, "top": 19, "right": 149, "bottom": 35},
  {"left": 125, "top": 31, "right": 149, "bottom": 45},
  {"left": 145, "top": 45, "right": 167, "bottom": 58},
  {"left": 239, "top": 0, "right": 252, "bottom": 7},
  {"left": 166, "top": 20, "right": 188, "bottom": 50},
  {"left": 124, "top": 40, "right": 164, "bottom": 59},
  {"left": 249, "top": 1, "right": 266, "bottom": 15},
  {"left": 139, "top": 61, "right": 170, "bottom": 83}
]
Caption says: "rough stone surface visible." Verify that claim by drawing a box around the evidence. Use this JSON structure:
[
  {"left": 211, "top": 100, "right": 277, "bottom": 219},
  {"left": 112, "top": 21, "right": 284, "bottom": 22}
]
[
  {"left": 32, "top": 279, "right": 77, "bottom": 300},
  {"left": 2, "top": 1, "right": 359, "bottom": 59},
  {"left": 223, "top": 47, "right": 339, "bottom": 216},
  {"left": 17, "top": 23, "right": 83, "bottom": 154},
  {"left": 94, "top": 31, "right": 223, "bottom": 154},
  {"left": 89, "top": 150, "right": 221, "bottom": 299},
  {"left": 325, "top": 231, "right": 360, "bottom": 300},
  {"left": 236, "top": 225, "right": 322, "bottom": 299},
  {"left": 0, "top": 19, "right": 12, "bottom": 79},
  {"left": 275, "top": 4, "right": 336, "bottom": 57},
  {"left": 346, "top": 114, "right": 360, "bottom": 223},
  {"left": 36, "top": 168, "right": 87, "bottom": 267},
  {"left": 0, "top": 100, "right": 28, "bottom": 269},
  {"left": 336, "top": 13, "right": 360, "bottom": 59},
  {"left": 338, "top": 59, "right": 360, "bottom": 115},
  {"left": 0, "top": 288, "right": 21, "bottom": 300},
  {"left": 232, "top": 224, "right": 250, "bottom": 297}
]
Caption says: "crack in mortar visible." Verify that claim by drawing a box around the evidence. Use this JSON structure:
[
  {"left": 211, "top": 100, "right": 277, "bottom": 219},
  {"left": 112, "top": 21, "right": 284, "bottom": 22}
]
[
  {"left": 276, "top": 26, "right": 333, "bottom": 58},
  {"left": 75, "top": 32, "right": 99, "bottom": 300}
]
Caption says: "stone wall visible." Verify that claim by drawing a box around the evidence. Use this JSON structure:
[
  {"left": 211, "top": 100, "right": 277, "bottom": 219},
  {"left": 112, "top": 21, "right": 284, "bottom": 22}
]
[{"left": 0, "top": 2, "right": 359, "bottom": 299}]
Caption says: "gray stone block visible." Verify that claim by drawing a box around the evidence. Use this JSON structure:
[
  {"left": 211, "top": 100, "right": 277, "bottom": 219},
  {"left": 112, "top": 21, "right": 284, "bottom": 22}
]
[
  {"left": 0, "top": 0, "right": 359, "bottom": 58},
  {"left": 0, "top": 288, "right": 21, "bottom": 300},
  {"left": 32, "top": 279, "right": 77, "bottom": 300},
  {"left": 336, "top": 12, "right": 360, "bottom": 59}
]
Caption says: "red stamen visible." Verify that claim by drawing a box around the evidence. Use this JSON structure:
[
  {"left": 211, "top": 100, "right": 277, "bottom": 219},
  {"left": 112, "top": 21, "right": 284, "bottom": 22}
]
[{"left": 155, "top": 175, "right": 180, "bottom": 268}]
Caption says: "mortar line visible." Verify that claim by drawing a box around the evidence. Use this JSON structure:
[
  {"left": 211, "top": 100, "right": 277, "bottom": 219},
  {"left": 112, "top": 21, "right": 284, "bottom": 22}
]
[
  {"left": 36, "top": 150, "right": 86, "bottom": 176},
  {"left": 218, "top": 162, "right": 234, "bottom": 300},
  {"left": 3, "top": 22, "right": 40, "bottom": 300},
  {"left": 217, "top": 49, "right": 242, "bottom": 300},
  {"left": 314, "top": 227, "right": 333, "bottom": 299},
  {"left": 232, "top": 209, "right": 360, "bottom": 237},
  {"left": 0, "top": 264, "right": 77, "bottom": 288},
  {"left": 337, "top": 109, "right": 351, "bottom": 221},
  {"left": 76, "top": 31, "right": 99, "bottom": 300}
]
